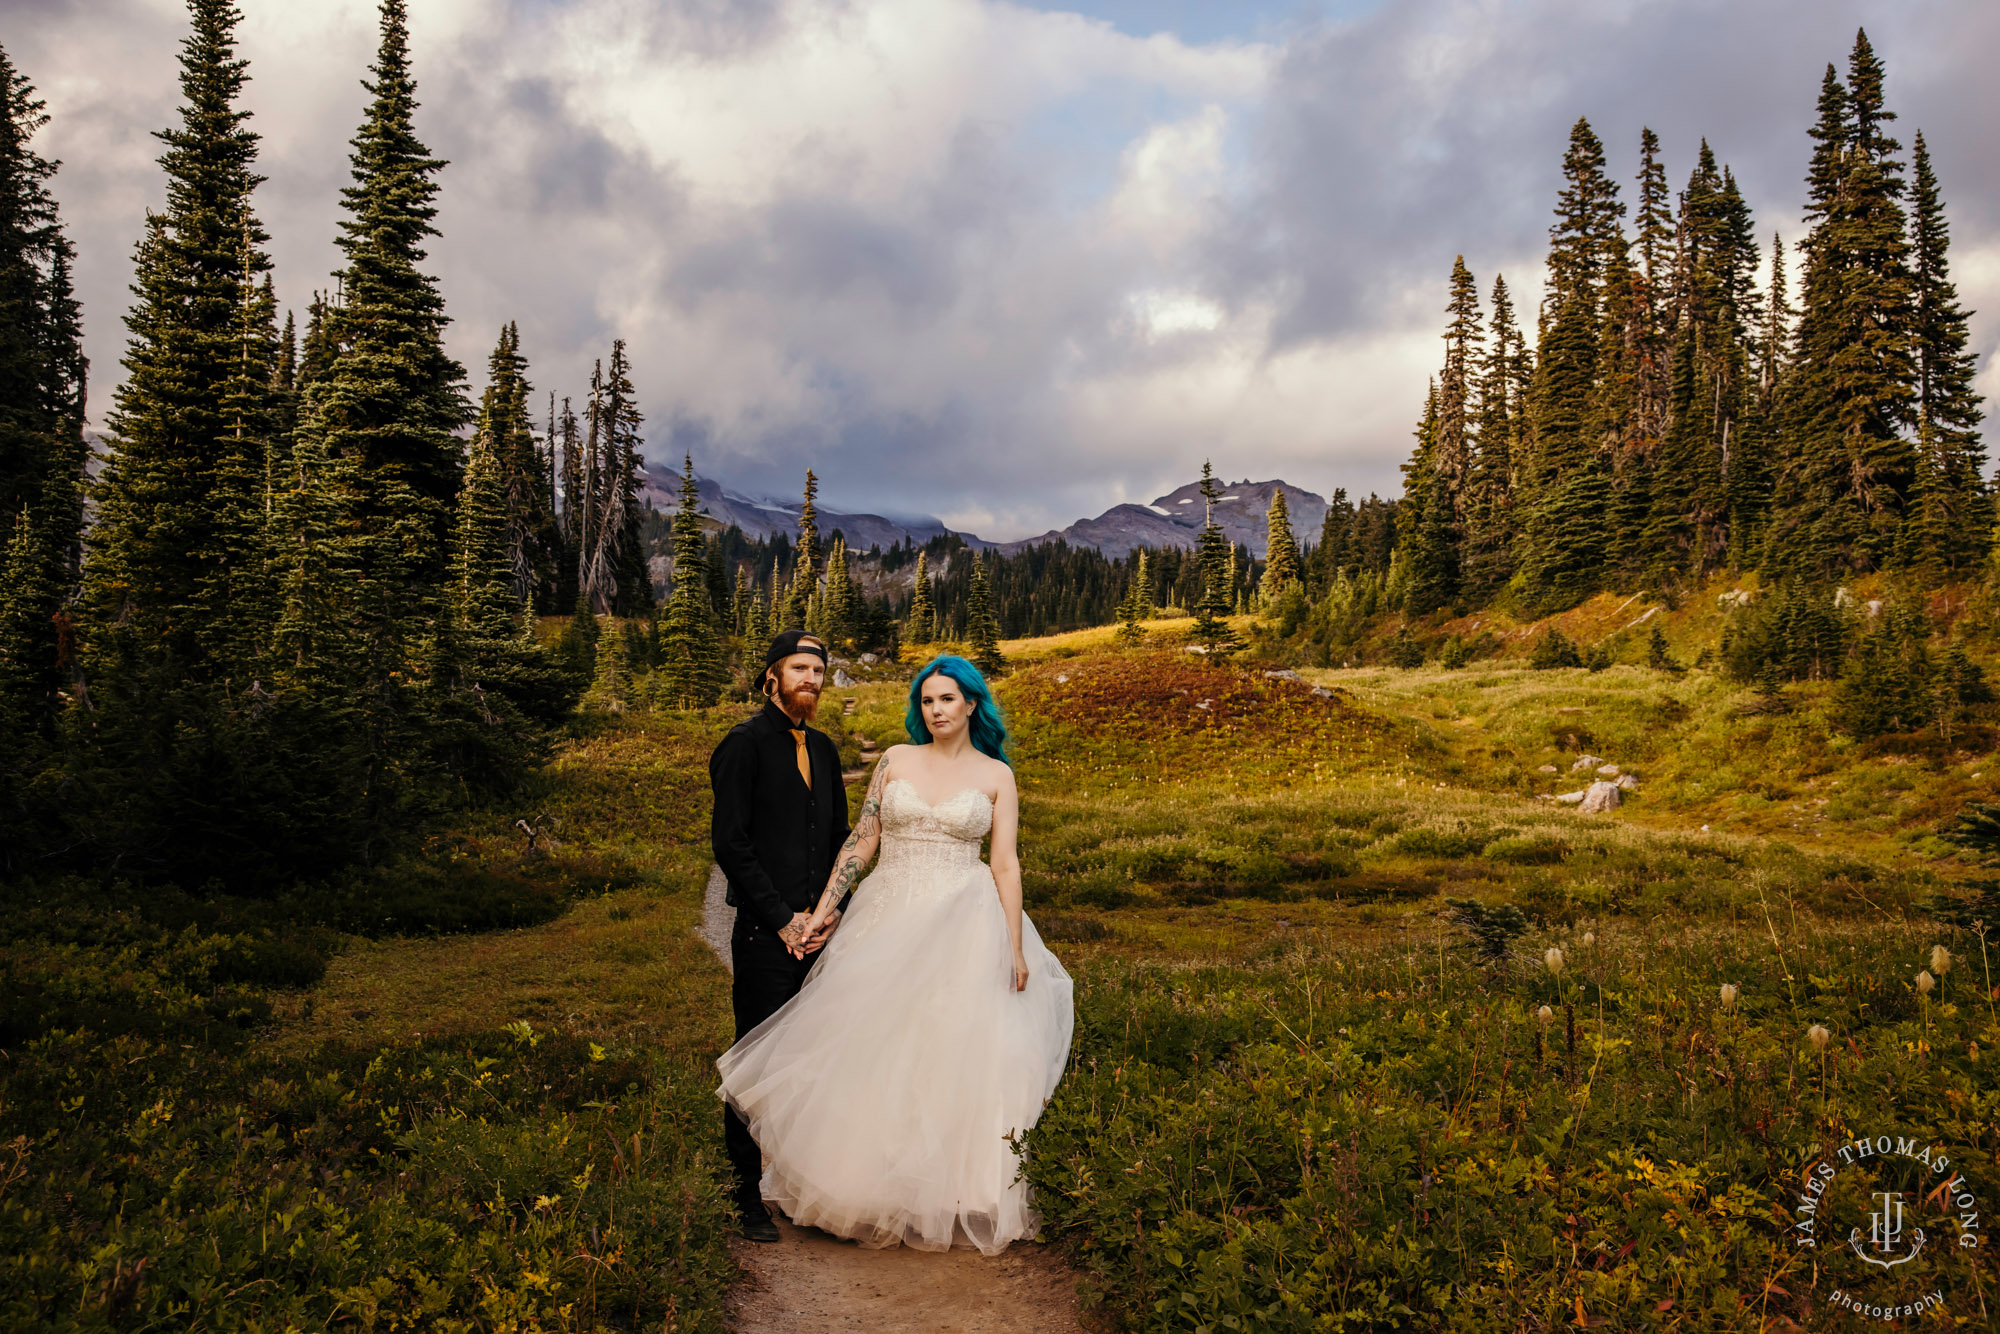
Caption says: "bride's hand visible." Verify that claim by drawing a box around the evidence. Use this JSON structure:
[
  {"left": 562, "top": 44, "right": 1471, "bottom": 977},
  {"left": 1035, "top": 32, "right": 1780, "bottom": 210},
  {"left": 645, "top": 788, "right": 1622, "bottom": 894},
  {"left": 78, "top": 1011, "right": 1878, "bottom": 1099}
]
[{"left": 1011, "top": 950, "right": 1030, "bottom": 992}]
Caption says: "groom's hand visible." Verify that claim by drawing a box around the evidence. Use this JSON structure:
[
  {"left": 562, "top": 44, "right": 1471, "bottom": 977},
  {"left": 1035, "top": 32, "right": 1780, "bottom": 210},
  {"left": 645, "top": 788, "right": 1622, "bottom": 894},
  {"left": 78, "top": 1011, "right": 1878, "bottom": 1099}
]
[
  {"left": 777, "top": 911, "right": 814, "bottom": 958},
  {"left": 801, "top": 909, "right": 842, "bottom": 952}
]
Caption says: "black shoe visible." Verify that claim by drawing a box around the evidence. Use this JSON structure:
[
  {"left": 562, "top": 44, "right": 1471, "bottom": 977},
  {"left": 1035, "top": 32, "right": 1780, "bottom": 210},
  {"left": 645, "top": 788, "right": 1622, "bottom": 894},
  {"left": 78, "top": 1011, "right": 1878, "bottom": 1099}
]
[{"left": 740, "top": 1210, "right": 781, "bottom": 1243}]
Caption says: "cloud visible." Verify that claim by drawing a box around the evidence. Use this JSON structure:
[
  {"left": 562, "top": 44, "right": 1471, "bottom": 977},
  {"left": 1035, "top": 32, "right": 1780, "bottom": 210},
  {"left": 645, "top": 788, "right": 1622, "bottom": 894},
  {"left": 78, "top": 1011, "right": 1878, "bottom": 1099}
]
[{"left": 9, "top": 0, "right": 1997, "bottom": 540}]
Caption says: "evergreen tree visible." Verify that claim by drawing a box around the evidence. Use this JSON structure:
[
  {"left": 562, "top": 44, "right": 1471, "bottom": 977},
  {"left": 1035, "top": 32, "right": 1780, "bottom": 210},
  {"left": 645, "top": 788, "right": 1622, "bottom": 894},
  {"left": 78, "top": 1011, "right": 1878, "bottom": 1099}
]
[
  {"left": 787, "top": 469, "right": 820, "bottom": 630},
  {"left": 966, "top": 549, "right": 1005, "bottom": 674},
  {"left": 599, "top": 339, "right": 650, "bottom": 614},
  {"left": 1898, "top": 132, "right": 1986, "bottom": 574},
  {"left": 471, "top": 322, "right": 556, "bottom": 609},
  {"left": 1462, "top": 275, "right": 1525, "bottom": 596},
  {"left": 656, "top": 453, "right": 723, "bottom": 708},
  {"left": 1400, "top": 381, "right": 1458, "bottom": 614},
  {"left": 1434, "top": 255, "right": 1483, "bottom": 532},
  {"left": 449, "top": 419, "right": 513, "bottom": 640},
  {"left": 821, "top": 534, "right": 855, "bottom": 646},
  {"left": 83, "top": 0, "right": 273, "bottom": 676},
  {"left": 906, "top": 547, "right": 934, "bottom": 643},
  {"left": 1767, "top": 37, "right": 1916, "bottom": 576},
  {"left": 1517, "top": 117, "right": 1623, "bottom": 611},
  {"left": 0, "top": 43, "right": 87, "bottom": 732},
  {"left": 1117, "top": 547, "right": 1152, "bottom": 642},
  {"left": 731, "top": 562, "right": 753, "bottom": 637},
  {"left": 1190, "top": 461, "right": 1241, "bottom": 653},
  {"left": 1261, "top": 488, "right": 1301, "bottom": 603}
]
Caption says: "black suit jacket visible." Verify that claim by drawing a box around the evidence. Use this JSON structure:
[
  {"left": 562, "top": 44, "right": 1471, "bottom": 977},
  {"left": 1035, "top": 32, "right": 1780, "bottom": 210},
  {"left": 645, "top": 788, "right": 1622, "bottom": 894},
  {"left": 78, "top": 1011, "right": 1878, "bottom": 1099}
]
[{"left": 710, "top": 701, "right": 852, "bottom": 933}]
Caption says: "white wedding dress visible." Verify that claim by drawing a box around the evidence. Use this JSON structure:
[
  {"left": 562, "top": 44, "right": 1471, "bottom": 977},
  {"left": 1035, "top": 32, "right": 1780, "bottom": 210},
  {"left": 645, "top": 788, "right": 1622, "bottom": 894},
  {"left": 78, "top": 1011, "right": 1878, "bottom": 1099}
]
[{"left": 715, "top": 777, "right": 1074, "bottom": 1254}]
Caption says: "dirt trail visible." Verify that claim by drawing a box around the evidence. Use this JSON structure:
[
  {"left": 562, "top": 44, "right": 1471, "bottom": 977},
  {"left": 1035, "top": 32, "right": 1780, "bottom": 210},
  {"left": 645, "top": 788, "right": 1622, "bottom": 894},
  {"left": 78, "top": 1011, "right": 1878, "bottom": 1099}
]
[
  {"left": 728, "top": 1220, "right": 1089, "bottom": 1333},
  {"left": 700, "top": 866, "right": 1090, "bottom": 1333}
]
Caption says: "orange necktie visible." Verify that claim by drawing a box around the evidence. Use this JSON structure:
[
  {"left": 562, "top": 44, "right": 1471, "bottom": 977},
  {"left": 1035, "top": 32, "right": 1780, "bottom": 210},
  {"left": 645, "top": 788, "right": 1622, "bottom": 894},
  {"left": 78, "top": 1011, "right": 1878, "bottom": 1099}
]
[{"left": 789, "top": 728, "right": 813, "bottom": 791}]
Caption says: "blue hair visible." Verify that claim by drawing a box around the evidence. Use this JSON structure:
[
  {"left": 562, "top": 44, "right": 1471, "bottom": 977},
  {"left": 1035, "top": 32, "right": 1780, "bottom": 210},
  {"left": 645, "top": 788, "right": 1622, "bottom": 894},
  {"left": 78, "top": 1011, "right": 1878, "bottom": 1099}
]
[{"left": 905, "top": 655, "right": 1011, "bottom": 765}]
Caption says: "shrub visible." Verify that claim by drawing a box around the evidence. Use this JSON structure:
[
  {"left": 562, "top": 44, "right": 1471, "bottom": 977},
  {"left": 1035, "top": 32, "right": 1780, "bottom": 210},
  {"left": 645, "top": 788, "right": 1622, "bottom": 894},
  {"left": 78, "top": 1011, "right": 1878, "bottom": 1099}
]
[
  {"left": 1446, "top": 896, "right": 1530, "bottom": 961},
  {"left": 1529, "top": 628, "right": 1581, "bottom": 669},
  {"left": 1388, "top": 626, "right": 1424, "bottom": 669}
]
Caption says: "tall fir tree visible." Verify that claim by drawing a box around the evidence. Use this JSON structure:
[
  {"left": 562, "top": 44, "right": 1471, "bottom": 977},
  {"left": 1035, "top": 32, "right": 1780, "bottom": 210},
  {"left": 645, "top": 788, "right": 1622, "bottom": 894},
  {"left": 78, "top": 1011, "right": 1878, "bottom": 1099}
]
[
  {"left": 471, "top": 322, "right": 555, "bottom": 610},
  {"left": 1117, "top": 547, "right": 1152, "bottom": 641},
  {"left": 1517, "top": 117, "right": 1623, "bottom": 610},
  {"left": 1261, "top": 488, "right": 1301, "bottom": 602},
  {"left": 656, "top": 453, "right": 723, "bottom": 708},
  {"left": 1897, "top": 131, "right": 1987, "bottom": 574},
  {"left": 906, "top": 547, "right": 935, "bottom": 643},
  {"left": 966, "top": 549, "right": 1005, "bottom": 674},
  {"left": 449, "top": 415, "right": 513, "bottom": 641},
  {"left": 83, "top": 0, "right": 273, "bottom": 677},
  {"left": 1190, "top": 461, "right": 1241, "bottom": 652},
  {"left": 1400, "top": 381, "right": 1458, "bottom": 614},
  {"left": 1767, "top": 36, "right": 1916, "bottom": 576},
  {"left": 1461, "top": 274, "right": 1526, "bottom": 597},
  {"left": 821, "top": 534, "right": 855, "bottom": 646},
  {"left": 283, "top": 0, "right": 469, "bottom": 687},
  {"left": 1434, "top": 255, "right": 1484, "bottom": 535},
  {"left": 0, "top": 42, "right": 88, "bottom": 733},
  {"left": 787, "top": 470, "right": 820, "bottom": 630}
]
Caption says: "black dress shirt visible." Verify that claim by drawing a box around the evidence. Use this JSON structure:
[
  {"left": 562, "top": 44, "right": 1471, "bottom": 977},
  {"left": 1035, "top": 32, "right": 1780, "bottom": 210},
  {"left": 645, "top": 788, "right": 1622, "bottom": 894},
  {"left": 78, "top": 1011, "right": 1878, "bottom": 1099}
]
[{"left": 709, "top": 700, "right": 853, "bottom": 932}]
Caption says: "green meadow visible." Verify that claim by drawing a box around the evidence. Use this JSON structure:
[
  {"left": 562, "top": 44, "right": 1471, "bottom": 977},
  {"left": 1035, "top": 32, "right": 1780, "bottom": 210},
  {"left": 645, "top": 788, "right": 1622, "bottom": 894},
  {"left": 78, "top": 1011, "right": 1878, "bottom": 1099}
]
[{"left": 4, "top": 626, "right": 1998, "bottom": 1330}]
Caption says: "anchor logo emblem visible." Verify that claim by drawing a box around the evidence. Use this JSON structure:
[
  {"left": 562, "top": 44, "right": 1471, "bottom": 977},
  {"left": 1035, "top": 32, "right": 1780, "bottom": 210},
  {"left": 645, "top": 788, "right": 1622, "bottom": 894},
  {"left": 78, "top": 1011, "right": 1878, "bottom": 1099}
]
[{"left": 1849, "top": 1191, "right": 1926, "bottom": 1269}]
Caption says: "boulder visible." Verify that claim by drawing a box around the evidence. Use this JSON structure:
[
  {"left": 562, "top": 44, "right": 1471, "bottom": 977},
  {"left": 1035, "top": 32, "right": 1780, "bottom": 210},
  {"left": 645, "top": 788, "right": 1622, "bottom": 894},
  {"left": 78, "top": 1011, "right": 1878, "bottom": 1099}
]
[
  {"left": 1555, "top": 790, "right": 1586, "bottom": 804},
  {"left": 1310, "top": 686, "right": 1335, "bottom": 699},
  {"left": 1537, "top": 764, "right": 1561, "bottom": 774},
  {"left": 1264, "top": 669, "right": 1305, "bottom": 683},
  {"left": 1717, "top": 588, "right": 1755, "bottom": 609},
  {"left": 859, "top": 652, "right": 879, "bottom": 665},
  {"left": 832, "top": 668, "right": 856, "bottom": 688},
  {"left": 1596, "top": 764, "right": 1622, "bottom": 777},
  {"left": 1578, "top": 781, "right": 1622, "bottom": 814},
  {"left": 1616, "top": 774, "right": 1640, "bottom": 791},
  {"left": 1570, "top": 753, "right": 1605, "bottom": 772}
]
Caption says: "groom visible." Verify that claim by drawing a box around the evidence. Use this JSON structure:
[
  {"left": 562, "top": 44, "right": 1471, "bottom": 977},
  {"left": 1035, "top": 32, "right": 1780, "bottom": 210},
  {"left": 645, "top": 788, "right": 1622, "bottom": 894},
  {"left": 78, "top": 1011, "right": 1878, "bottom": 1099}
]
[{"left": 710, "top": 629, "right": 853, "bottom": 1242}]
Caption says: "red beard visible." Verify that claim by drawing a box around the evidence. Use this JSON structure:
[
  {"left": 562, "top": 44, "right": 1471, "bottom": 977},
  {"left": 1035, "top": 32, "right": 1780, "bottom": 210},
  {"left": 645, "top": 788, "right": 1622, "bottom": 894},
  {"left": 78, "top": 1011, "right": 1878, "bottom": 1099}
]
[{"left": 777, "top": 677, "right": 821, "bottom": 721}]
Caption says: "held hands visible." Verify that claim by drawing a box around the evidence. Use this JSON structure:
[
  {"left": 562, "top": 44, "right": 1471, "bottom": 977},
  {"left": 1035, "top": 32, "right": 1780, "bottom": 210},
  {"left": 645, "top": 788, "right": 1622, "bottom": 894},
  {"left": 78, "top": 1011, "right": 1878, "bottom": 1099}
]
[{"left": 780, "top": 908, "right": 842, "bottom": 959}]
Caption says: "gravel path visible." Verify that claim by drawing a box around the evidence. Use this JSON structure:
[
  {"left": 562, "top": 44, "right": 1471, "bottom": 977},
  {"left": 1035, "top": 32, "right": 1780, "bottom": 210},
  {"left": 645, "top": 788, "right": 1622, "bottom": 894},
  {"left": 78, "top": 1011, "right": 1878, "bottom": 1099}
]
[{"left": 700, "top": 862, "right": 734, "bottom": 972}]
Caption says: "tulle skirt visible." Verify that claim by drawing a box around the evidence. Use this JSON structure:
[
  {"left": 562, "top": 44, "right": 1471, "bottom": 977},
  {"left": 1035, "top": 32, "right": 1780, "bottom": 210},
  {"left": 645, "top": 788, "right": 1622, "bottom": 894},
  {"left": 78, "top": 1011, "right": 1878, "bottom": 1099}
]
[{"left": 715, "top": 859, "right": 1073, "bottom": 1254}]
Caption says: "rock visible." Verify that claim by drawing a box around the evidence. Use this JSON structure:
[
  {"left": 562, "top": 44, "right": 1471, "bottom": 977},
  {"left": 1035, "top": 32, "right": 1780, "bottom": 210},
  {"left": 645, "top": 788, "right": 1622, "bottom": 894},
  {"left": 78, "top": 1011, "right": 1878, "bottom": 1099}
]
[
  {"left": 1717, "top": 588, "right": 1755, "bottom": 608},
  {"left": 829, "top": 655, "right": 851, "bottom": 666},
  {"left": 1310, "top": 687, "right": 1335, "bottom": 700},
  {"left": 859, "top": 652, "right": 879, "bottom": 665},
  {"left": 1596, "top": 764, "right": 1622, "bottom": 777},
  {"left": 1537, "top": 764, "right": 1561, "bottom": 774},
  {"left": 1833, "top": 586, "right": 1855, "bottom": 609},
  {"left": 1055, "top": 673, "right": 1069, "bottom": 683},
  {"left": 1616, "top": 774, "right": 1640, "bottom": 790},
  {"left": 1578, "top": 780, "right": 1622, "bottom": 814},
  {"left": 1865, "top": 599, "right": 1883, "bottom": 618},
  {"left": 832, "top": 668, "right": 856, "bottom": 688},
  {"left": 1570, "top": 754, "right": 1605, "bottom": 772},
  {"left": 1555, "top": 790, "right": 1586, "bottom": 804},
  {"left": 1264, "top": 669, "right": 1305, "bottom": 682}
]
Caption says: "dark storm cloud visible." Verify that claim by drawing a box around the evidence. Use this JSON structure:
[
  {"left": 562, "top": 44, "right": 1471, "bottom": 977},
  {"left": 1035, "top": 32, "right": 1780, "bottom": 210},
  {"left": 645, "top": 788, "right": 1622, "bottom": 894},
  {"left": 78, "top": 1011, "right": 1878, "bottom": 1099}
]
[
  {"left": 1227, "top": 0, "right": 2000, "bottom": 350},
  {"left": 9, "top": 0, "right": 1995, "bottom": 536}
]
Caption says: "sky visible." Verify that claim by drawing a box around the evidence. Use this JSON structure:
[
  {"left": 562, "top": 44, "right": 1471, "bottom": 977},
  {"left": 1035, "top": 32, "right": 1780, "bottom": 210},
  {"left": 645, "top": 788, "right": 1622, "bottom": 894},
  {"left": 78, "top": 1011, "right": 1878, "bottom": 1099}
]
[{"left": 11, "top": 0, "right": 2000, "bottom": 540}]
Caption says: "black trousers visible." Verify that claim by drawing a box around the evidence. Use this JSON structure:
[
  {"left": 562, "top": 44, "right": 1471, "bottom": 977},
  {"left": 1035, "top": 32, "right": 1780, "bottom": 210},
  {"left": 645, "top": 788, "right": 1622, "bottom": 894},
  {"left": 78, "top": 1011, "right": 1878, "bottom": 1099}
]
[{"left": 723, "top": 915, "right": 815, "bottom": 1214}]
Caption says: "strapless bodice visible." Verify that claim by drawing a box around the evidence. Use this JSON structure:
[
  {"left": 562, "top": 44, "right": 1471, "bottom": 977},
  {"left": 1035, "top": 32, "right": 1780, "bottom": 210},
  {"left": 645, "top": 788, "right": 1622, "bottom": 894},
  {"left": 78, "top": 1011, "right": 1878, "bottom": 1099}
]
[{"left": 844, "top": 779, "right": 994, "bottom": 930}]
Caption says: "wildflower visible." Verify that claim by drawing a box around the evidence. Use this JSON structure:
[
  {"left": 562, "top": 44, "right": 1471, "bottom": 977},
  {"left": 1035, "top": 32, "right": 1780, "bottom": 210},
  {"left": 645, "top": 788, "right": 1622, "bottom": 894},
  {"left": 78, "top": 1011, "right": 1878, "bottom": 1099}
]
[
  {"left": 1544, "top": 947, "right": 1565, "bottom": 976},
  {"left": 1930, "top": 945, "right": 1951, "bottom": 976},
  {"left": 1916, "top": 970, "right": 1936, "bottom": 995},
  {"left": 1581, "top": 931, "right": 1596, "bottom": 947},
  {"left": 1719, "top": 983, "right": 1738, "bottom": 1009},
  {"left": 1807, "top": 1024, "right": 1831, "bottom": 1051},
  {"left": 1536, "top": 1005, "right": 1554, "bottom": 1025}
]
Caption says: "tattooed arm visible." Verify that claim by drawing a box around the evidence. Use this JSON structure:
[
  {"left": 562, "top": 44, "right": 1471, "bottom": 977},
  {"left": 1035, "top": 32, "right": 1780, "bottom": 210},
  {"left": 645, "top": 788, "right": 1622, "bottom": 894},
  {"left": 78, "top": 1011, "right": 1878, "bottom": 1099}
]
[{"left": 800, "top": 749, "right": 895, "bottom": 947}]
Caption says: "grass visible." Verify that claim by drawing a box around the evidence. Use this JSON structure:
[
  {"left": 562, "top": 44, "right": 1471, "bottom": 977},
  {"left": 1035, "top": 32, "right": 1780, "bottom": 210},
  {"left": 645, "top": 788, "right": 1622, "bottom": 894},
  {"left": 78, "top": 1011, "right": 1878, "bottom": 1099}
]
[{"left": 8, "top": 620, "right": 2000, "bottom": 1331}]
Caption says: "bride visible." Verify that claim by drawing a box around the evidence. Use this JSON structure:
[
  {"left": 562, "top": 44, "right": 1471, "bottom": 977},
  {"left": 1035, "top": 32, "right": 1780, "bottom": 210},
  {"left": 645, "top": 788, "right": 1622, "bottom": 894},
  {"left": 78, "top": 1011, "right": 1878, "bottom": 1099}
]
[{"left": 715, "top": 654, "right": 1074, "bottom": 1255}]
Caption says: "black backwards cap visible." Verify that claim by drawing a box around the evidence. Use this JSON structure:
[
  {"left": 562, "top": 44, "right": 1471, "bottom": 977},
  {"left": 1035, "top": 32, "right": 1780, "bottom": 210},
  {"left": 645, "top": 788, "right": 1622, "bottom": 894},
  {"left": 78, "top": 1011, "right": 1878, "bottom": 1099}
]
[{"left": 764, "top": 630, "right": 828, "bottom": 674}]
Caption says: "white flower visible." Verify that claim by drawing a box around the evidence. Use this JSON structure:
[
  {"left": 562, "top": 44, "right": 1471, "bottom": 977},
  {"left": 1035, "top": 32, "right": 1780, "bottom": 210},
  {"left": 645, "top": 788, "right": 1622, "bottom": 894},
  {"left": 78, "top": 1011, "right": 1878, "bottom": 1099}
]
[
  {"left": 1930, "top": 945, "right": 1951, "bottom": 976},
  {"left": 1916, "top": 969, "right": 1936, "bottom": 995},
  {"left": 1581, "top": 931, "right": 1596, "bottom": 947},
  {"left": 1808, "top": 1024, "right": 1831, "bottom": 1051},
  {"left": 1536, "top": 1005, "right": 1554, "bottom": 1025},
  {"left": 1544, "top": 947, "right": 1565, "bottom": 976},
  {"left": 1719, "top": 983, "right": 1739, "bottom": 1009}
]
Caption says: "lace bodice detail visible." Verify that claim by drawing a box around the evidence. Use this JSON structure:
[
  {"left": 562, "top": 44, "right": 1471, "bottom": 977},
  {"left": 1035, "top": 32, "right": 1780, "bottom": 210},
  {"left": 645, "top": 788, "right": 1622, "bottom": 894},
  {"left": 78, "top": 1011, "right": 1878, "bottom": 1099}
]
[{"left": 836, "top": 778, "right": 994, "bottom": 934}]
